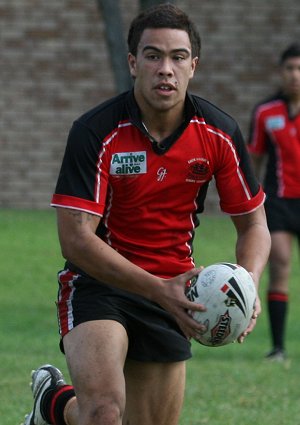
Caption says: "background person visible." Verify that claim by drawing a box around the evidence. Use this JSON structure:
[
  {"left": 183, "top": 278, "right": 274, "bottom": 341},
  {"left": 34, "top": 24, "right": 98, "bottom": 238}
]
[
  {"left": 248, "top": 43, "right": 300, "bottom": 361},
  {"left": 23, "top": 4, "right": 271, "bottom": 425}
]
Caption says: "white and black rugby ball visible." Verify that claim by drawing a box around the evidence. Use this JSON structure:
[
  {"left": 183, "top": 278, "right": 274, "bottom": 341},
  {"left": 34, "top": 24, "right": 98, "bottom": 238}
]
[{"left": 186, "top": 262, "right": 256, "bottom": 347}]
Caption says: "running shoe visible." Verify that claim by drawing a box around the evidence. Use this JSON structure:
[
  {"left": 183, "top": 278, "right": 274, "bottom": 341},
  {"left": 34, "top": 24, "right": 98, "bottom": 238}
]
[
  {"left": 23, "top": 364, "right": 66, "bottom": 425},
  {"left": 265, "top": 348, "right": 287, "bottom": 362}
]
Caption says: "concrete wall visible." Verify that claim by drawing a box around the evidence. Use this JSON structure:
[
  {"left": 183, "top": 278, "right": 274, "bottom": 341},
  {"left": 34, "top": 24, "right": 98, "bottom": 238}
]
[{"left": 1, "top": 0, "right": 300, "bottom": 210}]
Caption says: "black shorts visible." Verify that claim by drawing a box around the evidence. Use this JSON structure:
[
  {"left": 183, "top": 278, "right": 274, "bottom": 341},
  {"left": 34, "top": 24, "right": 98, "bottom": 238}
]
[
  {"left": 57, "top": 270, "right": 192, "bottom": 363},
  {"left": 265, "top": 196, "right": 300, "bottom": 236}
]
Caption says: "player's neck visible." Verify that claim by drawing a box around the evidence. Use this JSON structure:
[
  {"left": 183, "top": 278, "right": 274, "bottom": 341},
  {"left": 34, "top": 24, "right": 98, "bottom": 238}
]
[
  {"left": 288, "top": 96, "right": 300, "bottom": 117},
  {"left": 141, "top": 109, "right": 185, "bottom": 144}
]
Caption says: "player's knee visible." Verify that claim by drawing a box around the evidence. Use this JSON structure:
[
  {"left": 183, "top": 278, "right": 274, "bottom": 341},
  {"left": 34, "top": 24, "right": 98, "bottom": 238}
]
[
  {"left": 81, "top": 395, "right": 124, "bottom": 425},
  {"left": 269, "top": 256, "right": 290, "bottom": 282}
]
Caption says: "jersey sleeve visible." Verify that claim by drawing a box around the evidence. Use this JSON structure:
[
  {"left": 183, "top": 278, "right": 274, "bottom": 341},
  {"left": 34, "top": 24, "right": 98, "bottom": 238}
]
[
  {"left": 214, "top": 125, "right": 265, "bottom": 215},
  {"left": 248, "top": 105, "right": 267, "bottom": 155},
  {"left": 51, "top": 121, "right": 109, "bottom": 216}
]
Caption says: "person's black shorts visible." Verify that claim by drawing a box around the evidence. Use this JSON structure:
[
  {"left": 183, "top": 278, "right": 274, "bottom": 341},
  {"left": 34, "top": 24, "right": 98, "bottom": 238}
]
[
  {"left": 264, "top": 196, "right": 300, "bottom": 236},
  {"left": 57, "top": 270, "right": 192, "bottom": 362}
]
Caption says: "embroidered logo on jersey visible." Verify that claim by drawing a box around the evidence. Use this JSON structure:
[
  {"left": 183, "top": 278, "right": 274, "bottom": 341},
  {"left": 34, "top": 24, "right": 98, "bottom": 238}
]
[
  {"left": 157, "top": 167, "right": 167, "bottom": 181},
  {"left": 186, "top": 158, "right": 210, "bottom": 183},
  {"left": 110, "top": 151, "right": 147, "bottom": 175},
  {"left": 266, "top": 115, "right": 285, "bottom": 131}
]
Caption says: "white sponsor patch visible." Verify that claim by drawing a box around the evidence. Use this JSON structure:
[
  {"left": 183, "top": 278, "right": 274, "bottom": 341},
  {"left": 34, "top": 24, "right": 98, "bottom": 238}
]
[
  {"left": 110, "top": 151, "right": 147, "bottom": 175},
  {"left": 266, "top": 115, "right": 285, "bottom": 131}
]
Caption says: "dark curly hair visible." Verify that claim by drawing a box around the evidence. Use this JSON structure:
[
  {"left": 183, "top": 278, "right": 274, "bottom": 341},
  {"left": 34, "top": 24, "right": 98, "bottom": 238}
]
[{"left": 127, "top": 3, "right": 201, "bottom": 59}]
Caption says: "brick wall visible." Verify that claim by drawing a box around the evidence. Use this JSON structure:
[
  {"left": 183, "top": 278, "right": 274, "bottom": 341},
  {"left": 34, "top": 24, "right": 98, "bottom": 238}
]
[{"left": 1, "top": 0, "right": 300, "bottom": 210}]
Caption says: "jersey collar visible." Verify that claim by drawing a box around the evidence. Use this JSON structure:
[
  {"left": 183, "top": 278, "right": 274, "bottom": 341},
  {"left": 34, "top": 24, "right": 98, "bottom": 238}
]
[{"left": 125, "top": 89, "right": 196, "bottom": 154}]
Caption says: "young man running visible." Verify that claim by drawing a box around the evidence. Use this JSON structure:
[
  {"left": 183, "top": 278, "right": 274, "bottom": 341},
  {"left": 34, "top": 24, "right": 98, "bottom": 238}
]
[{"left": 23, "top": 4, "right": 270, "bottom": 425}]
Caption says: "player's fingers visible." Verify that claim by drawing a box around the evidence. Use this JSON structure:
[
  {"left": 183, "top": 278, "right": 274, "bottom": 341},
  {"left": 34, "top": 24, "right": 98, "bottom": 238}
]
[
  {"left": 185, "top": 299, "right": 206, "bottom": 312},
  {"left": 177, "top": 309, "right": 207, "bottom": 337},
  {"left": 179, "top": 322, "right": 206, "bottom": 340},
  {"left": 179, "top": 266, "right": 204, "bottom": 283},
  {"left": 238, "top": 314, "right": 258, "bottom": 343}
]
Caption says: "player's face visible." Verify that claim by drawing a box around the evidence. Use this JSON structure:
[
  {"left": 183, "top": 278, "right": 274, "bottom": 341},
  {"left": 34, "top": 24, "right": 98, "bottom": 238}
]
[
  {"left": 281, "top": 57, "right": 300, "bottom": 97},
  {"left": 128, "top": 28, "right": 198, "bottom": 114}
]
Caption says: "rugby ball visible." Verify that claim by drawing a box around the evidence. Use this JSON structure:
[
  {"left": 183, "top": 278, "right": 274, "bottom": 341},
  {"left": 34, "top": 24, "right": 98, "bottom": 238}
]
[{"left": 186, "top": 262, "right": 256, "bottom": 347}]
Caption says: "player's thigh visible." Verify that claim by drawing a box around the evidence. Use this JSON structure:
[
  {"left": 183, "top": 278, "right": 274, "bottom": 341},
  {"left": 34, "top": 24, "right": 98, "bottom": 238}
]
[
  {"left": 123, "top": 359, "right": 186, "bottom": 425},
  {"left": 63, "top": 320, "right": 128, "bottom": 409},
  {"left": 269, "top": 231, "right": 293, "bottom": 287}
]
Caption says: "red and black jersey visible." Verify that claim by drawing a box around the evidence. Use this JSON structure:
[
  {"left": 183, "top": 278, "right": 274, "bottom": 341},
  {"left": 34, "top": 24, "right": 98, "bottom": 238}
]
[
  {"left": 248, "top": 92, "right": 300, "bottom": 198},
  {"left": 51, "top": 90, "right": 264, "bottom": 278}
]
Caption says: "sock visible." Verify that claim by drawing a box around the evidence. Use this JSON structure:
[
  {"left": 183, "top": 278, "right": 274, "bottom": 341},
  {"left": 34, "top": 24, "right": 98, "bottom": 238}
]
[
  {"left": 46, "top": 385, "right": 75, "bottom": 425},
  {"left": 267, "top": 291, "right": 288, "bottom": 350}
]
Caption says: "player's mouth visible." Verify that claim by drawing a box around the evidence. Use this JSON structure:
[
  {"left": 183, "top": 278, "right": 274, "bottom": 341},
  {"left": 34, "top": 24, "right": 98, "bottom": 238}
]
[
  {"left": 154, "top": 82, "right": 177, "bottom": 95},
  {"left": 287, "top": 82, "right": 300, "bottom": 93}
]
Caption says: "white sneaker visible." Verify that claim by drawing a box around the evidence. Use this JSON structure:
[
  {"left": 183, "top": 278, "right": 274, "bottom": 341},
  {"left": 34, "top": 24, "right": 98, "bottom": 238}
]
[{"left": 23, "top": 364, "right": 66, "bottom": 425}]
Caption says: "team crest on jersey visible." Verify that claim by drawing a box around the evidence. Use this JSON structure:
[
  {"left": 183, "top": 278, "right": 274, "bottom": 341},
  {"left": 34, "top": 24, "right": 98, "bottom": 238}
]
[
  {"left": 186, "top": 157, "right": 210, "bottom": 183},
  {"left": 266, "top": 115, "right": 285, "bottom": 131},
  {"left": 110, "top": 151, "right": 147, "bottom": 175}
]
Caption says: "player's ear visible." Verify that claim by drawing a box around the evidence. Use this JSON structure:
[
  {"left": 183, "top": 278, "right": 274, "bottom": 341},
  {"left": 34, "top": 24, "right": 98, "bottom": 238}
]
[
  {"left": 128, "top": 53, "right": 137, "bottom": 78},
  {"left": 190, "top": 56, "right": 199, "bottom": 78}
]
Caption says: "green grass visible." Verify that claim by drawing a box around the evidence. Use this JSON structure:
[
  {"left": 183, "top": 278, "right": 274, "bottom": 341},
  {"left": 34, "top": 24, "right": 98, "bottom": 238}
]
[{"left": 1, "top": 210, "right": 299, "bottom": 424}]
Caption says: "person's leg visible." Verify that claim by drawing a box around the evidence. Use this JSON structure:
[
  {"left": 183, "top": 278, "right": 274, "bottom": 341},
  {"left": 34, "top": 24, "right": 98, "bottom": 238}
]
[
  {"left": 266, "top": 231, "right": 293, "bottom": 359},
  {"left": 61, "top": 319, "right": 128, "bottom": 425},
  {"left": 23, "top": 277, "right": 192, "bottom": 425},
  {"left": 123, "top": 359, "right": 186, "bottom": 425}
]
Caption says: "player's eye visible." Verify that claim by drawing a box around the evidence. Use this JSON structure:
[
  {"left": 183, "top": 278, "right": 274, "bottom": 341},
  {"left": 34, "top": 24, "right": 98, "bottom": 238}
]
[
  {"left": 146, "top": 53, "right": 160, "bottom": 61},
  {"left": 174, "top": 55, "right": 185, "bottom": 61}
]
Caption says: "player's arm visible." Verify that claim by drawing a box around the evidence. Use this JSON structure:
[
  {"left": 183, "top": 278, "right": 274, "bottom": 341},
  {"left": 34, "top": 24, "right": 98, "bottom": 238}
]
[
  {"left": 57, "top": 207, "right": 158, "bottom": 298},
  {"left": 232, "top": 205, "right": 270, "bottom": 283},
  {"left": 249, "top": 152, "right": 266, "bottom": 182},
  {"left": 56, "top": 207, "right": 206, "bottom": 338},
  {"left": 247, "top": 105, "right": 267, "bottom": 182},
  {"left": 231, "top": 205, "right": 271, "bottom": 341}
]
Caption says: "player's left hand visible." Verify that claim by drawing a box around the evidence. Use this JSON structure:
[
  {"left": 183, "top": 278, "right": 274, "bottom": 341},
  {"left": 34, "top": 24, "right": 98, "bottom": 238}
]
[{"left": 237, "top": 295, "right": 261, "bottom": 343}]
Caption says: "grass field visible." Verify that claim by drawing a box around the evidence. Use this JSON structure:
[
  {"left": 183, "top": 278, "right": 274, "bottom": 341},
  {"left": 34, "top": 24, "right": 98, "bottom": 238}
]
[{"left": 1, "top": 209, "right": 299, "bottom": 424}]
